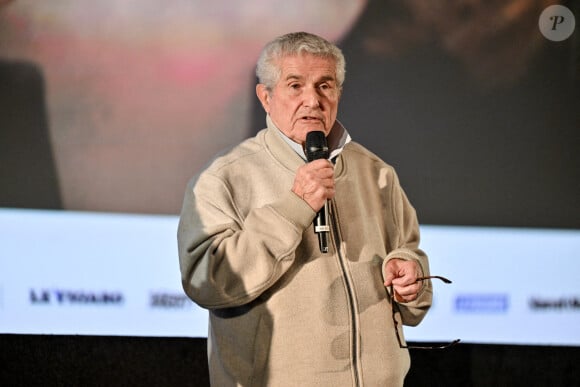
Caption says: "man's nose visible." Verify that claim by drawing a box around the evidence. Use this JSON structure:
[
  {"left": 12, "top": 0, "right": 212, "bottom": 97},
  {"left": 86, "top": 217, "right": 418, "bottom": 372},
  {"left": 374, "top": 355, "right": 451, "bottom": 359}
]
[{"left": 303, "top": 86, "right": 321, "bottom": 108}]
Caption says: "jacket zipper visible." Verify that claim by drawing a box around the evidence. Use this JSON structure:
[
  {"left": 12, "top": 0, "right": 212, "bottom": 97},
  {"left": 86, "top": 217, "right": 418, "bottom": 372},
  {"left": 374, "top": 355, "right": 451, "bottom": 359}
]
[{"left": 328, "top": 199, "right": 361, "bottom": 387}]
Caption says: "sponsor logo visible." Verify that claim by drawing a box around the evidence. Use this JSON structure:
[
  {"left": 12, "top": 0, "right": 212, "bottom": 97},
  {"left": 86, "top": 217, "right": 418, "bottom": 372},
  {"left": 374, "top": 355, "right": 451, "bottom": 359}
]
[
  {"left": 454, "top": 293, "right": 509, "bottom": 313},
  {"left": 29, "top": 289, "right": 124, "bottom": 305},
  {"left": 529, "top": 296, "right": 580, "bottom": 311},
  {"left": 149, "top": 291, "right": 194, "bottom": 310}
]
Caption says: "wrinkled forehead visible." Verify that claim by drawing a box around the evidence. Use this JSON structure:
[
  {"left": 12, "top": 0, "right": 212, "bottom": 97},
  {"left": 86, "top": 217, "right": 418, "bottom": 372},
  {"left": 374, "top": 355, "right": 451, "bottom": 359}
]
[{"left": 275, "top": 53, "right": 338, "bottom": 78}]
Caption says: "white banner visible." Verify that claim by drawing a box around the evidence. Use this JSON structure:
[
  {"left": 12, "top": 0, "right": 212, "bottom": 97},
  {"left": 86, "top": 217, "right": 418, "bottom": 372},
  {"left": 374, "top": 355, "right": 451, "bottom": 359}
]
[{"left": 1, "top": 208, "right": 579, "bottom": 345}]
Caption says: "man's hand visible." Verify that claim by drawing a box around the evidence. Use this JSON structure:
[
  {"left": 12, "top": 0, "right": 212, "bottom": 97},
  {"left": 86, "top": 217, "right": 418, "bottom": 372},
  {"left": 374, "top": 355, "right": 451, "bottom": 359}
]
[
  {"left": 292, "top": 159, "right": 335, "bottom": 212},
  {"left": 383, "top": 258, "right": 422, "bottom": 303}
]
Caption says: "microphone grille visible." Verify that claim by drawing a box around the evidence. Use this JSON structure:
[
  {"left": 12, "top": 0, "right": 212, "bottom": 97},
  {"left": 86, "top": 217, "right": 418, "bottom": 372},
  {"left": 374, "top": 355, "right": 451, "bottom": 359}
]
[{"left": 305, "top": 131, "right": 329, "bottom": 161}]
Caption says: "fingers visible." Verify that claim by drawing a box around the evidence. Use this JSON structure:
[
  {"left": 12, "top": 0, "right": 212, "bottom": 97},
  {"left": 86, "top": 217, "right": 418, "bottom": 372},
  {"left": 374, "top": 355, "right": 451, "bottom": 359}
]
[
  {"left": 383, "top": 259, "right": 418, "bottom": 286},
  {"left": 383, "top": 259, "right": 422, "bottom": 303},
  {"left": 391, "top": 281, "right": 422, "bottom": 303},
  {"left": 292, "top": 159, "right": 335, "bottom": 211},
  {"left": 383, "top": 272, "right": 396, "bottom": 288}
]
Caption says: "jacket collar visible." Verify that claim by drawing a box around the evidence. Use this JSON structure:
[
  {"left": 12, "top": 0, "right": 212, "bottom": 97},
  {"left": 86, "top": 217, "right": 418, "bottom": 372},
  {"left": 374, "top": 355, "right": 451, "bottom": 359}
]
[{"left": 263, "top": 114, "right": 346, "bottom": 177}]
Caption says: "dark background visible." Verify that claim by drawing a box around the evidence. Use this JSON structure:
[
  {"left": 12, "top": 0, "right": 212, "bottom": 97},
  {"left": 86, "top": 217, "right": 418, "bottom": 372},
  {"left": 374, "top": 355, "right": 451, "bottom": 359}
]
[
  {"left": 335, "top": 0, "right": 580, "bottom": 229},
  {"left": 1, "top": 335, "right": 579, "bottom": 387}
]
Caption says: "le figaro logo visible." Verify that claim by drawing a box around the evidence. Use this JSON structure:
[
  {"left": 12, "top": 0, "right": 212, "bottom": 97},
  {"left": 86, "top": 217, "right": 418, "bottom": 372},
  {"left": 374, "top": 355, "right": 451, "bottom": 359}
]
[{"left": 30, "top": 288, "right": 124, "bottom": 306}]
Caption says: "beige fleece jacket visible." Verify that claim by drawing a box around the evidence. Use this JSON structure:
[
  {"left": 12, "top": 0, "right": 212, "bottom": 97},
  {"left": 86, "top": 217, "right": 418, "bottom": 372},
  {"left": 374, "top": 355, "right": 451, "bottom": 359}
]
[{"left": 177, "top": 118, "right": 432, "bottom": 386}]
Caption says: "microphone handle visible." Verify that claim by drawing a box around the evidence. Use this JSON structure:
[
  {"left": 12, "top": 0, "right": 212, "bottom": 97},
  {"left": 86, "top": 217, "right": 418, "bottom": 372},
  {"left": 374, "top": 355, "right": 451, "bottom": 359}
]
[
  {"left": 314, "top": 201, "right": 330, "bottom": 253},
  {"left": 304, "top": 131, "right": 331, "bottom": 253}
]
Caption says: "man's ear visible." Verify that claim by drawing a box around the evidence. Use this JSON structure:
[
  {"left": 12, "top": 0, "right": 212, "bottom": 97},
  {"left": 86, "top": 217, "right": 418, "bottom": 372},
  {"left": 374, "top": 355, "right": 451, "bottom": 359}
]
[{"left": 256, "top": 84, "right": 270, "bottom": 113}]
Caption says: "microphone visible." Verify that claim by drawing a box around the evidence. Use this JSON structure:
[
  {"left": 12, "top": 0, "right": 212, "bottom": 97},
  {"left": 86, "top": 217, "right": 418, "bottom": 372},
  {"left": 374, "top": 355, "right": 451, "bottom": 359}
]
[{"left": 305, "top": 131, "right": 330, "bottom": 253}]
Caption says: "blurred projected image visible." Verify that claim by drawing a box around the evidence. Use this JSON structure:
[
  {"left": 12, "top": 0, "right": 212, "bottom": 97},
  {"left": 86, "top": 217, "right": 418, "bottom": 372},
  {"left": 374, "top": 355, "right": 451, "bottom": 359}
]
[
  {"left": 0, "top": 0, "right": 365, "bottom": 214},
  {"left": 1, "top": 0, "right": 578, "bottom": 229}
]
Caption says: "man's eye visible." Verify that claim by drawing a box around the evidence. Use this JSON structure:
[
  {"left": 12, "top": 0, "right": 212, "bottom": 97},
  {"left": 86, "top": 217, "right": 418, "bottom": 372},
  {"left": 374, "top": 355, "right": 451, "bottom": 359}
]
[{"left": 289, "top": 83, "right": 300, "bottom": 89}]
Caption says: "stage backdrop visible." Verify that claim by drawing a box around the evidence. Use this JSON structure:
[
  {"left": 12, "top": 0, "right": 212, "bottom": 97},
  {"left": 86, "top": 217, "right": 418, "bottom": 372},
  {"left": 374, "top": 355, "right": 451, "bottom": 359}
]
[{"left": 1, "top": 0, "right": 578, "bottom": 346}]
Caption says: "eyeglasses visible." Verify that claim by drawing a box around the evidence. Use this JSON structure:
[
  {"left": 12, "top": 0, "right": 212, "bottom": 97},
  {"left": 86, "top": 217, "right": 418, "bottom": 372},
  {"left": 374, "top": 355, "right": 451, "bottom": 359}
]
[{"left": 390, "top": 275, "right": 461, "bottom": 350}]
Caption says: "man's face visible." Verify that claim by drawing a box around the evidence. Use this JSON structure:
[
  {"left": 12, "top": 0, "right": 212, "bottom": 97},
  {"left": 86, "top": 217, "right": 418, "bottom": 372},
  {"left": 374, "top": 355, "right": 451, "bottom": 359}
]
[{"left": 256, "top": 53, "right": 341, "bottom": 145}]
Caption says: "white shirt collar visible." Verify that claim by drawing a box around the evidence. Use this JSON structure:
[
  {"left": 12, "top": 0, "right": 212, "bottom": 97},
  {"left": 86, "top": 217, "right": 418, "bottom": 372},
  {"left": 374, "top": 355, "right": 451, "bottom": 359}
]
[{"left": 271, "top": 117, "right": 352, "bottom": 161}]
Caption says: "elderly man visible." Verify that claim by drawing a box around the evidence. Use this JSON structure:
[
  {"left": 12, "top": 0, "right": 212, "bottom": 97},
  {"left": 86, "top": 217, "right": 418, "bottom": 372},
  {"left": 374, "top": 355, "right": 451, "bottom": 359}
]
[{"left": 178, "top": 31, "right": 432, "bottom": 386}]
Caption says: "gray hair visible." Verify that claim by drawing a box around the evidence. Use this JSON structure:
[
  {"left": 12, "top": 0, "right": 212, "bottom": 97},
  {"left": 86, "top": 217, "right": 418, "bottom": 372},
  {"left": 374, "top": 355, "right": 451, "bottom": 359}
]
[{"left": 256, "top": 31, "right": 346, "bottom": 91}]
